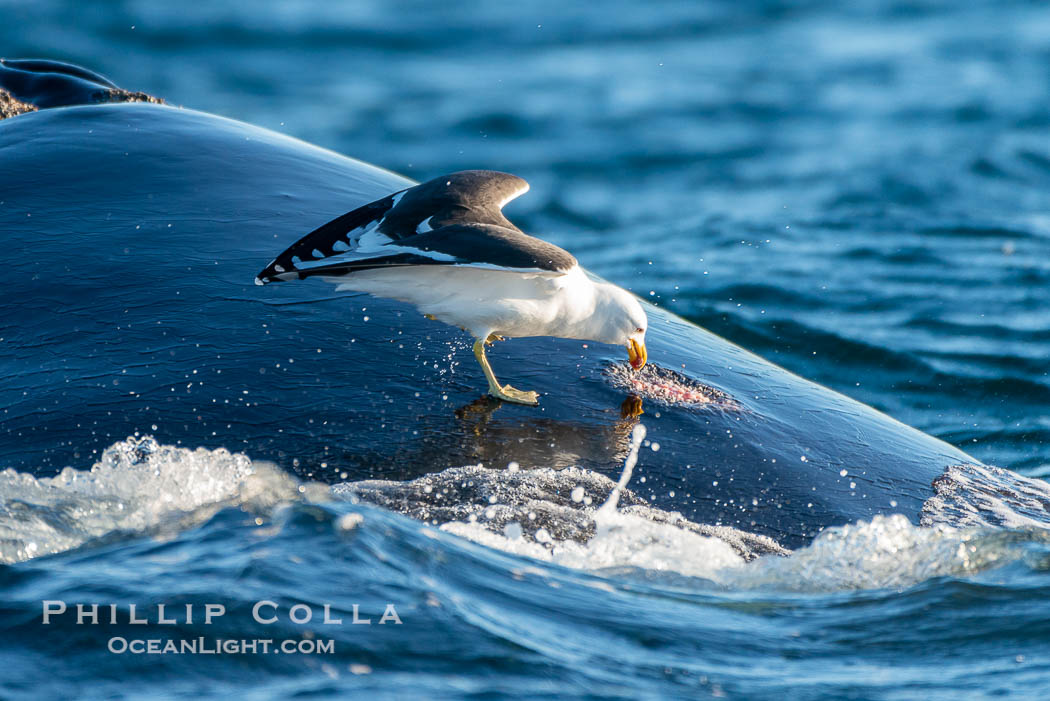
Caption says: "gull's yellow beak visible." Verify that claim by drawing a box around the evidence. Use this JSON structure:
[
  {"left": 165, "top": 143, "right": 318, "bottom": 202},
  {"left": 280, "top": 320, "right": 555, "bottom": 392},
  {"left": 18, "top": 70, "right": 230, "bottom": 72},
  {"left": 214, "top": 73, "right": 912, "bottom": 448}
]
[{"left": 627, "top": 338, "right": 647, "bottom": 371}]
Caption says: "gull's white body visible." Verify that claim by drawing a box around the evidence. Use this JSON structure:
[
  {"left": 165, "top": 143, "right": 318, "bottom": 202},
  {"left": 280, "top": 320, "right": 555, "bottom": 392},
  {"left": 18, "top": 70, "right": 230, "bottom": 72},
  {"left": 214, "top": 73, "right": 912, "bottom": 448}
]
[{"left": 329, "top": 264, "right": 637, "bottom": 345}]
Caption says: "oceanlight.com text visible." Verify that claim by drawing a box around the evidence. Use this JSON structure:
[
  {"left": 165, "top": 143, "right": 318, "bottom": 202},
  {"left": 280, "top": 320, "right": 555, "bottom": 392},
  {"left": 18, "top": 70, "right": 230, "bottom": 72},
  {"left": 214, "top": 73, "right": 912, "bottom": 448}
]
[{"left": 107, "top": 637, "right": 336, "bottom": 655}]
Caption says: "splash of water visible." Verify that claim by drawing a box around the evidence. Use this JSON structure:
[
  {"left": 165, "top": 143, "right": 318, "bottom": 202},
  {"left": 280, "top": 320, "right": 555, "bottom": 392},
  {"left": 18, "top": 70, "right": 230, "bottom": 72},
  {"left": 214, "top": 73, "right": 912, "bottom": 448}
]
[
  {"left": 4, "top": 436, "right": 1046, "bottom": 593},
  {"left": 0, "top": 436, "right": 300, "bottom": 563},
  {"left": 596, "top": 423, "right": 646, "bottom": 518}
]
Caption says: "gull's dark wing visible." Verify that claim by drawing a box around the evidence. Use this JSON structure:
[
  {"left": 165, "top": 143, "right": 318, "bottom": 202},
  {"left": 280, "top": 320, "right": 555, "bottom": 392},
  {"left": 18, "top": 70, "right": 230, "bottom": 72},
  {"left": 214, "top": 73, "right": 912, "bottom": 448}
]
[
  {"left": 395, "top": 224, "right": 576, "bottom": 273},
  {"left": 256, "top": 170, "right": 574, "bottom": 284},
  {"left": 263, "top": 223, "right": 577, "bottom": 282},
  {"left": 378, "top": 169, "right": 528, "bottom": 234}
]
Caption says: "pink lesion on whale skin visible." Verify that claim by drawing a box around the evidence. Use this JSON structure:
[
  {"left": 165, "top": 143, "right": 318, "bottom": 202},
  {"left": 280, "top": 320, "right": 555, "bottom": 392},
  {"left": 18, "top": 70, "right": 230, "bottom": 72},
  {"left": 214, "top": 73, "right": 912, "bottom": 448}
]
[
  {"left": 623, "top": 374, "right": 718, "bottom": 404},
  {"left": 605, "top": 362, "right": 738, "bottom": 409}
]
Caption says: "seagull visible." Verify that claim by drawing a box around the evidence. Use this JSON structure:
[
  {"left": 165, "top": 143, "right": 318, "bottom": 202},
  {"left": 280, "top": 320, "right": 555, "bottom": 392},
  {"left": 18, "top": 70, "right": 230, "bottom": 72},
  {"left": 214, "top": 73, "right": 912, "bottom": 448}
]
[{"left": 255, "top": 170, "right": 647, "bottom": 405}]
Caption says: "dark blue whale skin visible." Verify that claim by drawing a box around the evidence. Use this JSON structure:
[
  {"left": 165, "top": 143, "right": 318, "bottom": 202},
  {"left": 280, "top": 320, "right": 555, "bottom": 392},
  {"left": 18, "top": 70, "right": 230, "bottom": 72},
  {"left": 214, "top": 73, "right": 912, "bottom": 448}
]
[{"left": 0, "top": 100, "right": 975, "bottom": 547}]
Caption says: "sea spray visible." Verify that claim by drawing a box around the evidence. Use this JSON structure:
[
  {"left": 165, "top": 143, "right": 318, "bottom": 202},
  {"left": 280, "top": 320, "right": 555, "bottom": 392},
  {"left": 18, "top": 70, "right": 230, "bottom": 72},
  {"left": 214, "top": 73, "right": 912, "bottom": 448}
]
[
  {"left": 432, "top": 422, "right": 747, "bottom": 576},
  {"left": 596, "top": 423, "right": 646, "bottom": 519},
  {"left": 0, "top": 436, "right": 301, "bottom": 563}
]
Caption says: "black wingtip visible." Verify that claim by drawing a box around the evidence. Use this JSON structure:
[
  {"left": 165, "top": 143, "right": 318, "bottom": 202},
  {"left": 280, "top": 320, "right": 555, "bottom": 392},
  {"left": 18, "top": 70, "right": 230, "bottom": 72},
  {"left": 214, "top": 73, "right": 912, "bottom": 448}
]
[
  {"left": 256, "top": 193, "right": 402, "bottom": 285},
  {"left": 255, "top": 265, "right": 279, "bottom": 285},
  {"left": 255, "top": 270, "right": 300, "bottom": 284}
]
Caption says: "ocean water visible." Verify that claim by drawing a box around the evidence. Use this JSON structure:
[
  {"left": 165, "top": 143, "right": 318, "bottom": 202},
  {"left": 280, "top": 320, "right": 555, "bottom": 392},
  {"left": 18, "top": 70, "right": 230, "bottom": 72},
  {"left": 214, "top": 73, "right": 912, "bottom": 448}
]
[{"left": 2, "top": 0, "right": 1050, "bottom": 698}]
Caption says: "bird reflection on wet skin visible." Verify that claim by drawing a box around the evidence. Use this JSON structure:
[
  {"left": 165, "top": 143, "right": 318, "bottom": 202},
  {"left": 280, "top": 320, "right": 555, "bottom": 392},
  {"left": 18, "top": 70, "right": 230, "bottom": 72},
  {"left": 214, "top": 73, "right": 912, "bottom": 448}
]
[
  {"left": 619, "top": 394, "right": 644, "bottom": 418},
  {"left": 455, "top": 393, "right": 644, "bottom": 419},
  {"left": 452, "top": 394, "right": 646, "bottom": 470},
  {"left": 454, "top": 395, "right": 504, "bottom": 419},
  {"left": 443, "top": 361, "right": 740, "bottom": 476}
]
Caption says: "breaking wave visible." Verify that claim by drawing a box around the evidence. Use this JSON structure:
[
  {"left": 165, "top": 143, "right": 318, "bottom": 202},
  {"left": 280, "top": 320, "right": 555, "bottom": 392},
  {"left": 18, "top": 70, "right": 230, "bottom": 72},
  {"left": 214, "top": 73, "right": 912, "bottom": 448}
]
[{"left": 4, "top": 433, "right": 1050, "bottom": 594}]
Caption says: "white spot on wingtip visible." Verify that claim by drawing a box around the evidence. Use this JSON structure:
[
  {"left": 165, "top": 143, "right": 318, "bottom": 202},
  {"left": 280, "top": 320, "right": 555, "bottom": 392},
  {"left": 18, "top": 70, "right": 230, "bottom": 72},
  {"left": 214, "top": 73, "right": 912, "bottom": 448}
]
[
  {"left": 254, "top": 277, "right": 264, "bottom": 286},
  {"left": 415, "top": 216, "right": 434, "bottom": 234},
  {"left": 274, "top": 264, "right": 285, "bottom": 272}
]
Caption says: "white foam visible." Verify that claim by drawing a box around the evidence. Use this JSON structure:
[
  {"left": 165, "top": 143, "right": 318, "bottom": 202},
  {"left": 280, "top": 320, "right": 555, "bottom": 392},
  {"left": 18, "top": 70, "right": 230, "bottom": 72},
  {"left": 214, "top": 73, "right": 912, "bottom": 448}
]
[
  {"left": 732, "top": 514, "right": 1024, "bottom": 592},
  {"left": 442, "top": 421, "right": 746, "bottom": 579},
  {"left": 0, "top": 436, "right": 298, "bottom": 563},
  {"left": 435, "top": 424, "right": 1039, "bottom": 591},
  {"left": 6, "top": 436, "right": 1041, "bottom": 593},
  {"left": 444, "top": 509, "right": 746, "bottom": 578},
  {"left": 444, "top": 509, "right": 1035, "bottom": 591}
]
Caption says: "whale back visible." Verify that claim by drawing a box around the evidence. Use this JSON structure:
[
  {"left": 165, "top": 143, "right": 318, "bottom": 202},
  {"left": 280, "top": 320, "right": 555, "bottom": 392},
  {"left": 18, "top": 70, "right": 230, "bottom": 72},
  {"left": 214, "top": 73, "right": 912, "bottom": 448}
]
[{"left": 0, "top": 103, "right": 974, "bottom": 546}]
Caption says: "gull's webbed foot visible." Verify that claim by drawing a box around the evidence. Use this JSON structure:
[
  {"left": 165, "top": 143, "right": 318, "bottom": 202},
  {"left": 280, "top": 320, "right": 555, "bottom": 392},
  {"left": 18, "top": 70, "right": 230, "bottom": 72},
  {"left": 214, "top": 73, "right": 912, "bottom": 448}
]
[
  {"left": 489, "top": 384, "right": 539, "bottom": 406},
  {"left": 472, "top": 337, "right": 538, "bottom": 406}
]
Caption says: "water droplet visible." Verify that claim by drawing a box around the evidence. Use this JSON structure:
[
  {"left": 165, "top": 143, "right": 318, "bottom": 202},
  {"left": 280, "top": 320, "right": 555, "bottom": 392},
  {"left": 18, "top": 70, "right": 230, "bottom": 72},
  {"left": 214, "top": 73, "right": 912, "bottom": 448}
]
[{"left": 503, "top": 522, "right": 522, "bottom": 540}]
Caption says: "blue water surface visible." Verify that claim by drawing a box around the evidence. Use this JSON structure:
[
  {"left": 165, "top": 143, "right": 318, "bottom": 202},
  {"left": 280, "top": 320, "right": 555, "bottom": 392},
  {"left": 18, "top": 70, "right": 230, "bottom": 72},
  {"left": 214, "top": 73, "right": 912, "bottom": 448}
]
[{"left": 1, "top": 0, "right": 1049, "bottom": 698}]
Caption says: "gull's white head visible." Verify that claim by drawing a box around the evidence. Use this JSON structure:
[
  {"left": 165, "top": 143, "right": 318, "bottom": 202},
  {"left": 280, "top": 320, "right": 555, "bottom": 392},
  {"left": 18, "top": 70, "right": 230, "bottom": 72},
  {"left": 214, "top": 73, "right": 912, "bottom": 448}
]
[{"left": 590, "top": 282, "right": 648, "bottom": 371}]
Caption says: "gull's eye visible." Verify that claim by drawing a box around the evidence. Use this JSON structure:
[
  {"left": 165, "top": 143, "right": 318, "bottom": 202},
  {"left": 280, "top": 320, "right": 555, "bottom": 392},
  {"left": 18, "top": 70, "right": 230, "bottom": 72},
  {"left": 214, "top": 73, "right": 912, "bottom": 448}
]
[{"left": 636, "top": 327, "right": 644, "bottom": 334}]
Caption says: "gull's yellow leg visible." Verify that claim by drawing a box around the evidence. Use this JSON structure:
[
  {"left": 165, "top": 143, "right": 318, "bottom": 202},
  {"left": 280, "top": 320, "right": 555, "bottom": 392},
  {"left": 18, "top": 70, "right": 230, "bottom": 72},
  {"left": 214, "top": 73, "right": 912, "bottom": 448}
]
[{"left": 472, "top": 339, "right": 539, "bottom": 406}]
